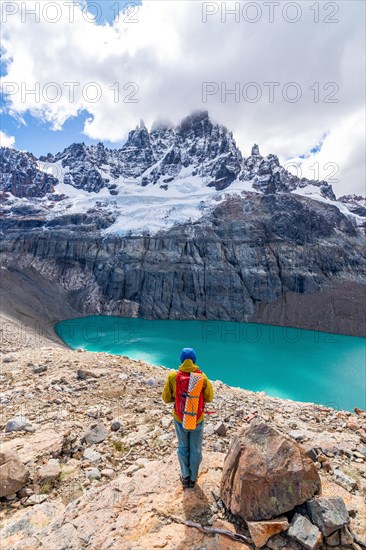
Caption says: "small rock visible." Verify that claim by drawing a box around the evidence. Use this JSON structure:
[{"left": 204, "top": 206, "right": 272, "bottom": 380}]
[
  {"left": 306, "top": 497, "right": 350, "bottom": 536},
  {"left": 289, "top": 430, "right": 307, "bottom": 442},
  {"left": 288, "top": 513, "right": 323, "bottom": 550},
  {"left": 247, "top": 516, "right": 289, "bottom": 548},
  {"left": 146, "top": 378, "right": 158, "bottom": 387},
  {"left": 86, "top": 407, "right": 100, "bottom": 419},
  {"left": 5, "top": 416, "right": 32, "bottom": 432},
  {"left": 77, "top": 369, "right": 99, "bottom": 380},
  {"left": 333, "top": 468, "right": 357, "bottom": 492},
  {"left": 213, "top": 441, "right": 223, "bottom": 452},
  {"left": 26, "top": 493, "right": 48, "bottom": 505},
  {"left": 83, "top": 449, "right": 102, "bottom": 463},
  {"left": 340, "top": 526, "right": 354, "bottom": 546},
  {"left": 325, "top": 531, "right": 340, "bottom": 546},
  {"left": 24, "top": 425, "right": 36, "bottom": 433},
  {"left": 346, "top": 417, "right": 361, "bottom": 431},
  {"left": 101, "top": 468, "right": 115, "bottom": 479},
  {"left": 33, "top": 365, "right": 47, "bottom": 374},
  {"left": 111, "top": 419, "right": 122, "bottom": 432},
  {"left": 86, "top": 468, "right": 101, "bottom": 480},
  {"left": 214, "top": 422, "right": 227, "bottom": 436},
  {"left": 17, "top": 487, "right": 33, "bottom": 498},
  {"left": 81, "top": 421, "right": 108, "bottom": 445},
  {"left": 3, "top": 355, "right": 16, "bottom": 363},
  {"left": 34, "top": 459, "right": 61, "bottom": 485}
]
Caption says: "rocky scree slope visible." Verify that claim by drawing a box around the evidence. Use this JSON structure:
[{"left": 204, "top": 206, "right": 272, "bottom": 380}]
[{"left": 0, "top": 315, "right": 365, "bottom": 550}]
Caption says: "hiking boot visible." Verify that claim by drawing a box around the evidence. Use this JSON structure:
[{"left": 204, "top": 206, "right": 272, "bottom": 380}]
[
  {"left": 188, "top": 479, "right": 196, "bottom": 488},
  {"left": 180, "top": 475, "right": 190, "bottom": 489}
]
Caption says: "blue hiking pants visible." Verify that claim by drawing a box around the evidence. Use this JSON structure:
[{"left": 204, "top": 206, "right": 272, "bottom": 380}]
[{"left": 173, "top": 418, "right": 204, "bottom": 482}]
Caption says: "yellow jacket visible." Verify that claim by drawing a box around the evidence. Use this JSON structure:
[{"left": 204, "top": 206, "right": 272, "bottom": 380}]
[{"left": 162, "top": 359, "right": 214, "bottom": 424}]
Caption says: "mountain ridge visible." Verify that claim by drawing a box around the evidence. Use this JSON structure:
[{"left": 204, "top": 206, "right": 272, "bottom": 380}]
[{"left": 1, "top": 111, "right": 365, "bottom": 337}]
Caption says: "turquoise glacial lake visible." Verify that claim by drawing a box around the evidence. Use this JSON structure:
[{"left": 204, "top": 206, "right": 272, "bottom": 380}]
[{"left": 55, "top": 316, "right": 366, "bottom": 412}]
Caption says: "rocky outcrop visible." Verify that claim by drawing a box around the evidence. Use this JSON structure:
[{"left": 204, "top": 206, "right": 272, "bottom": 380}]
[
  {"left": 242, "top": 145, "right": 335, "bottom": 200},
  {"left": 220, "top": 421, "right": 321, "bottom": 521},
  {"left": 0, "top": 147, "right": 57, "bottom": 199},
  {"left": 0, "top": 450, "right": 29, "bottom": 497},
  {"left": 339, "top": 195, "right": 366, "bottom": 217}
]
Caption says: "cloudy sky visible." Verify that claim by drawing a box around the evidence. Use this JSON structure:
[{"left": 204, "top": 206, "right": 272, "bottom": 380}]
[{"left": 1, "top": 0, "right": 365, "bottom": 196}]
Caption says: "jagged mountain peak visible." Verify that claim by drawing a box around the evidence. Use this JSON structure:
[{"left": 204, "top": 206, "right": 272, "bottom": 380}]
[
  {"left": 251, "top": 144, "right": 261, "bottom": 156},
  {"left": 0, "top": 146, "right": 57, "bottom": 199},
  {"left": 2, "top": 111, "right": 364, "bottom": 237}
]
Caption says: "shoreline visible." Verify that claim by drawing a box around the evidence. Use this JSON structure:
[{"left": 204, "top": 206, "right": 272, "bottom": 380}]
[{"left": 54, "top": 315, "right": 366, "bottom": 413}]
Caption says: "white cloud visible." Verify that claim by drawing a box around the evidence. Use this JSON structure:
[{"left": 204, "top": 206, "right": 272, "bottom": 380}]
[
  {"left": 0, "top": 0, "right": 365, "bottom": 195},
  {"left": 0, "top": 130, "right": 15, "bottom": 147}
]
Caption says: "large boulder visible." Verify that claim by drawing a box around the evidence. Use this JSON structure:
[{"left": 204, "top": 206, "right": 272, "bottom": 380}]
[
  {"left": 0, "top": 450, "right": 30, "bottom": 497},
  {"left": 220, "top": 421, "right": 321, "bottom": 521}
]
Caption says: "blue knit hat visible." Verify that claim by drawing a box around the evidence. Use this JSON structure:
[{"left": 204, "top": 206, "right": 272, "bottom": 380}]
[{"left": 180, "top": 347, "right": 196, "bottom": 363}]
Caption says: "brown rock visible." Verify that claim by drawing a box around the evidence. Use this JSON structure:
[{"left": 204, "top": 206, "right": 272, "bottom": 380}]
[
  {"left": 34, "top": 460, "right": 61, "bottom": 485},
  {"left": 325, "top": 530, "right": 340, "bottom": 546},
  {"left": 346, "top": 418, "right": 361, "bottom": 431},
  {"left": 247, "top": 516, "right": 289, "bottom": 547},
  {"left": 77, "top": 368, "right": 104, "bottom": 380},
  {"left": 1, "top": 430, "right": 63, "bottom": 463},
  {"left": 0, "top": 450, "right": 29, "bottom": 497},
  {"left": 220, "top": 421, "right": 321, "bottom": 521},
  {"left": 340, "top": 526, "right": 354, "bottom": 546}
]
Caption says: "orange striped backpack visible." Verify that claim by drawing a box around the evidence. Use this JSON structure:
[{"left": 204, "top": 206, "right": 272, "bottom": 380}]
[{"left": 175, "top": 370, "right": 205, "bottom": 430}]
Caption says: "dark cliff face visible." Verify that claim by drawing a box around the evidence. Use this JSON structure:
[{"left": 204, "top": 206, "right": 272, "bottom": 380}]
[{"left": 1, "top": 193, "right": 365, "bottom": 336}]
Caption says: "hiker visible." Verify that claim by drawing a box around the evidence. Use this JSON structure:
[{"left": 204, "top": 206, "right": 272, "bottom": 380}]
[{"left": 162, "top": 347, "right": 214, "bottom": 489}]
